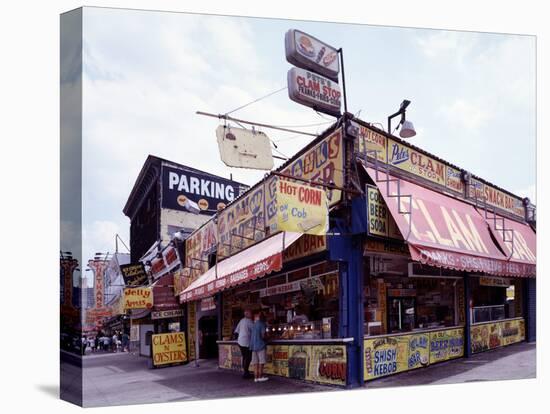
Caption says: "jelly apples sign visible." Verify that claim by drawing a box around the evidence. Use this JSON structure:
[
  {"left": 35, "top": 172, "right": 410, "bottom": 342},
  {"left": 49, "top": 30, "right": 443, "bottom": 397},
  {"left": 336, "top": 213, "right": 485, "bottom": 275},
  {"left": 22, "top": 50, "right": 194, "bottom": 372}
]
[{"left": 287, "top": 67, "right": 341, "bottom": 117}]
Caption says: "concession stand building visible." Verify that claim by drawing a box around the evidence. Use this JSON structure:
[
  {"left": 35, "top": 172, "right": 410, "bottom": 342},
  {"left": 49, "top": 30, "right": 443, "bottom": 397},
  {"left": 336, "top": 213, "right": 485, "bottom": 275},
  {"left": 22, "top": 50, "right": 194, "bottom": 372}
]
[{"left": 174, "top": 115, "right": 536, "bottom": 388}]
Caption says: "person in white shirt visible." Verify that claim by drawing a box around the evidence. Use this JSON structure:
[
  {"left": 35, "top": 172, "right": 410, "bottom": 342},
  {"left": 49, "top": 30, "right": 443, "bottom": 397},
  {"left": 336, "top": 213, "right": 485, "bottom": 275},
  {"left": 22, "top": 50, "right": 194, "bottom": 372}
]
[{"left": 234, "top": 309, "right": 254, "bottom": 379}]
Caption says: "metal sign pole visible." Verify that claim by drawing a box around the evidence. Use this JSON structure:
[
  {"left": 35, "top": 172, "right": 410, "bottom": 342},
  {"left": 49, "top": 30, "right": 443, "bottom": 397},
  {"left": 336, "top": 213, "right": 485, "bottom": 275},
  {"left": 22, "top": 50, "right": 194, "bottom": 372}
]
[{"left": 338, "top": 48, "right": 348, "bottom": 114}]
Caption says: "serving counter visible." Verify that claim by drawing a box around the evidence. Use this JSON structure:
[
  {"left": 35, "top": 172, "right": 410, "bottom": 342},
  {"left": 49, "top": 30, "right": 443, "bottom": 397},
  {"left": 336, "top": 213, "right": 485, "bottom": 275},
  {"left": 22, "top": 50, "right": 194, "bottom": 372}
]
[
  {"left": 217, "top": 338, "right": 353, "bottom": 386},
  {"left": 363, "top": 326, "right": 465, "bottom": 381},
  {"left": 470, "top": 317, "right": 525, "bottom": 353}
]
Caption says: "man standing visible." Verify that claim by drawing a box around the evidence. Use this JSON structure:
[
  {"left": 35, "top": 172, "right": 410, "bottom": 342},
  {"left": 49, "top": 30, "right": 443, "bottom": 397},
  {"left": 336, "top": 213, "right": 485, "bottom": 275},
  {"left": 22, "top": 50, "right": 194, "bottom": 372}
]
[
  {"left": 250, "top": 311, "right": 268, "bottom": 382},
  {"left": 234, "top": 309, "right": 254, "bottom": 379}
]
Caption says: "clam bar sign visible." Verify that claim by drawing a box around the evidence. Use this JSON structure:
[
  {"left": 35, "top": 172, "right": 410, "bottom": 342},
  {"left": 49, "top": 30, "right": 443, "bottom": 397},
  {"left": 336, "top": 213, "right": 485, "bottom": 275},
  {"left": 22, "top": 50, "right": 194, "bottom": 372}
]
[
  {"left": 287, "top": 67, "right": 341, "bottom": 117},
  {"left": 161, "top": 165, "right": 242, "bottom": 214}
]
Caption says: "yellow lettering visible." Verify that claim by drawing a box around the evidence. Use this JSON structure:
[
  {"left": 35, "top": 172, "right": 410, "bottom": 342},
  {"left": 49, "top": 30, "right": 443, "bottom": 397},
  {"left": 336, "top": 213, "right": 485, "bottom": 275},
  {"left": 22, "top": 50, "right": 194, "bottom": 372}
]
[
  {"left": 441, "top": 207, "right": 473, "bottom": 250},
  {"left": 417, "top": 199, "right": 453, "bottom": 246},
  {"left": 451, "top": 211, "right": 489, "bottom": 254}
]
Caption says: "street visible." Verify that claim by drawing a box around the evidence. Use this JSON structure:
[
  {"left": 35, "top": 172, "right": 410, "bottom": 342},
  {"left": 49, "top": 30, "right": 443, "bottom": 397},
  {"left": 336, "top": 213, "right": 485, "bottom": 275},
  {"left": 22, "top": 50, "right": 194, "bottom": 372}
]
[{"left": 64, "top": 342, "right": 536, "bottom": 407}]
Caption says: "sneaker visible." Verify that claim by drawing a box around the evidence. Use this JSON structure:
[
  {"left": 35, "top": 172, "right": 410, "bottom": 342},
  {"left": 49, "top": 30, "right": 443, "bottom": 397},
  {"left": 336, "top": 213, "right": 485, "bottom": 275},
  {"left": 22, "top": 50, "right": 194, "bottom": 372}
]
[{"left": 257, "top": 377, "right": 269, "bottom": 382}]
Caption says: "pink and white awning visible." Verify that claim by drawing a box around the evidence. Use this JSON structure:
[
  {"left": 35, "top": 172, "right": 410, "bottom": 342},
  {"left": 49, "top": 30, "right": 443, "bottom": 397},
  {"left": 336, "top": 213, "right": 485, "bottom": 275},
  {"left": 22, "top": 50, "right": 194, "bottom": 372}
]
[{"left": 179, "top": 232, "right": 302, "bottom": 302}]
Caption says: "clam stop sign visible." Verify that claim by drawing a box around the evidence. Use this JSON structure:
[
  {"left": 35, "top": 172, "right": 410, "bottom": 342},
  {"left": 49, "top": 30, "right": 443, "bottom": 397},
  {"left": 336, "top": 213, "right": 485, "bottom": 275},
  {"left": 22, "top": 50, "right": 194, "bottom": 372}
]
[{"left": 285, "top": 29, "right": 341, "bottom": 117}]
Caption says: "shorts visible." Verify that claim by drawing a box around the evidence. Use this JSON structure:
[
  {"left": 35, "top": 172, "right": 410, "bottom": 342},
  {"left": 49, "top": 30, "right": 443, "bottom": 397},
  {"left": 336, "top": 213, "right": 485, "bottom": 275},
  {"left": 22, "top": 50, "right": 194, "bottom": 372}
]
[{"left": 251, "top": 348, "right": 266, "bottom": 365}]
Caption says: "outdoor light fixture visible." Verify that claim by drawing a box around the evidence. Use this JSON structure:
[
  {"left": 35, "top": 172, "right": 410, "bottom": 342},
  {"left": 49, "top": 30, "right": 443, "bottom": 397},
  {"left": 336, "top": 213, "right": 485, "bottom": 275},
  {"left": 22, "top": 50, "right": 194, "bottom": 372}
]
[{"left": 388, "top": 99, "right": 417, "bottom": 139}]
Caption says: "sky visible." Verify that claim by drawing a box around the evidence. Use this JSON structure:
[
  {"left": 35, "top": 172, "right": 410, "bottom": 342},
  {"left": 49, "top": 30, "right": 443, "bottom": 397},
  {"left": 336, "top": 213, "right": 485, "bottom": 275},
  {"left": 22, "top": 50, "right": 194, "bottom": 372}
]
[{"left": 67, "top": 7, "right": 535, "bottom": 285}]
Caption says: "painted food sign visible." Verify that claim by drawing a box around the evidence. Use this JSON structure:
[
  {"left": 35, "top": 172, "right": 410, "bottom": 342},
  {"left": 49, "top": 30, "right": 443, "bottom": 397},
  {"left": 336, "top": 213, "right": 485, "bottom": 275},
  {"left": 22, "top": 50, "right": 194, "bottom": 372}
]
[
  {"left": 388, "top": 138, "right": 446, "bottom": 186},
  {"left": 366, "top": 186, "right": 402, "bottom": 239},
  {"left": 470, "top": 318, "right": 525, "bottom": 353},
  {"left": 364, "top": 329, "right": 465, "bottom": 381},
  {"left": 217, "top": 185, "right": 265, "bottom": 259},
  {"left": 445, "top": 165, "right": 464, "bottom": 194},
  {"left": 350, "top": 122, "right": 387, "bottom": 163},
  {"left": 265, "top": 345, "right": 290, "bottom": 377},
  {"left": 185, "top": 220, "right": 217, "bottom": 280},
  {"left": 119, "top": 263, "right": 148, "bottom": 287},
  {"left": 429, "top": 328, "right": 464, "bottom": 364},
  {"left": 276, "top": 179, "right": 328, "bottom": 235},
  {"left": 280, "top": 128, "right": 344, "bottom": 207},
  {"left": 287, "top": 67, "right": 341, "bottom": 117},
  {"left": 152, "top": 332, "right": 187, "bottom": 366},
  {"left": 468, "top": 177, "right": 524, "bottom": 218},
  {"left": 187, "top": 302, "right": 196, "bottom": 361},
  {"left": 123, "top": 287, "right": 153, "bottom": 310},
  {"left": 309, "top": 345, "right": 346, "bottom": 385},
  {"left": 285, "top": 29, "right": 340, "bottom": 81},
  {"left": 284, "top": 234, "right": 327, "bottom": 262}
]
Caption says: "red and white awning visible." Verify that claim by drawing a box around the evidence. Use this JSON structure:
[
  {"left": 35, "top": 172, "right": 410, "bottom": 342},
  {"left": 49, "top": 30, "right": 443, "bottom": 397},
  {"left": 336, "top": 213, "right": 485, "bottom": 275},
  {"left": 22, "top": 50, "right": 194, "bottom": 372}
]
[
  {"left": 364, "top": 165, "right": 535, "bottom": 277},
  {"left": 179, "top": 232, "right": 302, "bottom": 302}
]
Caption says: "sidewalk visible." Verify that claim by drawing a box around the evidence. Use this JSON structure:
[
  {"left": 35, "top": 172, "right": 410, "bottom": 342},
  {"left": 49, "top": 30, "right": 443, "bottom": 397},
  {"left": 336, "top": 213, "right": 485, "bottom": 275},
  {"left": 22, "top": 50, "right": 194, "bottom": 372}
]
[
  {"left": 75, "top": 342, "right": 536, "bottom": 407},
  {"left": 82, "top": 354, "right": 334, "bottom": 407},
  {"left": 365, "top": 342, "right": 536, "bottom": 388}
]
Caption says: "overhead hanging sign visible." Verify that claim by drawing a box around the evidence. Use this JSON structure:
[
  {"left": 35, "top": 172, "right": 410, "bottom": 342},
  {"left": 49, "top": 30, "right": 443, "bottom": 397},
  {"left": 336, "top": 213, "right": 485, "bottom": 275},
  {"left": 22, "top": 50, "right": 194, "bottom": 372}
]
[
  {"left": 123, "top": 287, "right": 153, "bottom": 310},
  {"left": 119, "top": 263, "right": 148, "bottom": 287},
  {"left": 287, "top": 67, "right": 342, "bottom": 117},
  {"left": 285, "top": 29, "right": 340, "bottom": 81}
]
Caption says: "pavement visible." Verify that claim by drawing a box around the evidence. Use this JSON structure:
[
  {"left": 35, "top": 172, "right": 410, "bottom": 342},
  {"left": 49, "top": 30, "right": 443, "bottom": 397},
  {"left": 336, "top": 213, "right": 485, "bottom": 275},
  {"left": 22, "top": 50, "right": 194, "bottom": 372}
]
[
  {"left": 80, "top": 352, "right": 335, "bottom": 407},
  {"left": 60, "top": 342, "right": 536, "bottom": 407},
  {"left": 366, "top": 341, "right": 536, "bottom": 388}
]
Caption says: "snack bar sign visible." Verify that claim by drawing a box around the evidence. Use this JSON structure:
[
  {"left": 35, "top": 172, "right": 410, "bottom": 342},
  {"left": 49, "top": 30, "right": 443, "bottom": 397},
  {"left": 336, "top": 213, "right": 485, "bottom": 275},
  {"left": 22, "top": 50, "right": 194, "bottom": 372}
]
[
  {"left": 285, "top": 29, "right": 339, "bottom": 81},
  {"left": 287, "top": 67, "right": 342, "bottom": 117}
]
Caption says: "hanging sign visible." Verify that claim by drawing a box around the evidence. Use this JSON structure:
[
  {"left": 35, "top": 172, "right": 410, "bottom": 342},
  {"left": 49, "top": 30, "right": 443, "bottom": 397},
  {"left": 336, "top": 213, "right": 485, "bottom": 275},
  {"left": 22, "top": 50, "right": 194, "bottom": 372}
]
[
  {"left": 123, "top": 287, "right": 154, "bottom": 310},
  {"left": 285, "top": 29, "right": 340, "bottom": 81},
  {"left": 119, "top": 263, "right": 148, "bottom": 287},
  {"left": 287, "top": 67, "right": 342, "bottom": 117}
]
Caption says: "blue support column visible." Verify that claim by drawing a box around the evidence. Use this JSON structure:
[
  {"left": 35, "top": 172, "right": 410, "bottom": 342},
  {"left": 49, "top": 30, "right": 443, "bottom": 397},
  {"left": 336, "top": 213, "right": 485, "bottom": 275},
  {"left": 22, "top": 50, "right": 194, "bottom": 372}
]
[
  {"left": 524, "top": 278, "right": 536, "bottom": 342},
  {"left": 464, "top": 274, "right": 472, "bottom": 357},
  {"left": 329, "top": 232, "right": 364, "bottom": 388}
]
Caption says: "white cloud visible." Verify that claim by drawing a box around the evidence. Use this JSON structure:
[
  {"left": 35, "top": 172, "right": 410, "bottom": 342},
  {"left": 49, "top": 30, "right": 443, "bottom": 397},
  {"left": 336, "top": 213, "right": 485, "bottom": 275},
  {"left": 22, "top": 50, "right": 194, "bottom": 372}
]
[{"left": 437, "top": 98, "right": 491, "bottom": 130}]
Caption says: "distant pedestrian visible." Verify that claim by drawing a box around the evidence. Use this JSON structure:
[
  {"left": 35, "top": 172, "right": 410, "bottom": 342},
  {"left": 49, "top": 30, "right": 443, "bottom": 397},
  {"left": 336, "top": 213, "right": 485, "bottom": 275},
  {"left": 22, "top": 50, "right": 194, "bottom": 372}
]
[
  {"left": 88, "top": 337, "right": 95, "bottom": 353},
  {"left": 112, "top": 332, "right": 118, "bottom": 352},
  {"left": 94, "top": 336, "right": 100, "bottom": 352},
  {"left": 250, "top": 311, "right": 268, "bottom": 382},
  {"left": 81, "top": 336, "right": 87, "bottom": 355},
  {"left": 234, "top": 309, "right": 254, "bottom": 379},
  {"left": 122, "top": 332, "right": 129, "bottom": 352}
]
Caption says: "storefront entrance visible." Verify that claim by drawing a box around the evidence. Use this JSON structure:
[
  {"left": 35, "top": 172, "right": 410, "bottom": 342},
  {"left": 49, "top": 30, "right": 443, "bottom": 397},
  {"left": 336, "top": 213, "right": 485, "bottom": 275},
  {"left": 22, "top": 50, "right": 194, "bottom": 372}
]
[{"left": 198, "top": 315, "right": 218, "bottom": 359}]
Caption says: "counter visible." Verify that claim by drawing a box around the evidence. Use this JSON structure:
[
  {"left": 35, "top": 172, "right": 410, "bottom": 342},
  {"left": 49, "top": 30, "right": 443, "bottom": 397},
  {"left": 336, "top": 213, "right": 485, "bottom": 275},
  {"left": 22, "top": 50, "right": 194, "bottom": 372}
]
[
  {"left": 217, "top": 338, "right": 354, "bottom": 386},
  {"left": 363, "top": 326, "right": 465, "bottom": 381},
  {"left": 470, "top": 317, "right": 525, "bottom": 353}
]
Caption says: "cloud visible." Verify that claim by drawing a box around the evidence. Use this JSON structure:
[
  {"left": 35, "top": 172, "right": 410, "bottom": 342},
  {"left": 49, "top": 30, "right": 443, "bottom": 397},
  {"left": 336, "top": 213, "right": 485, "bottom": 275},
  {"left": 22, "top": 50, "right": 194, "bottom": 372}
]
[{"left": 437, "top": 98, "right": 491, "bottom": 130}]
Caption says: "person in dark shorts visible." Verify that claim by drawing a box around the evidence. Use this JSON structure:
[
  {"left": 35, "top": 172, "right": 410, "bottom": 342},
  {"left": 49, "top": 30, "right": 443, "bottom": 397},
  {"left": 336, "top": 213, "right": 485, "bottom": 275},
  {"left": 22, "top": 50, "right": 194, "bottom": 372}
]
[{"left": 234, "top": 309, "right": 254, "bottom": 378}]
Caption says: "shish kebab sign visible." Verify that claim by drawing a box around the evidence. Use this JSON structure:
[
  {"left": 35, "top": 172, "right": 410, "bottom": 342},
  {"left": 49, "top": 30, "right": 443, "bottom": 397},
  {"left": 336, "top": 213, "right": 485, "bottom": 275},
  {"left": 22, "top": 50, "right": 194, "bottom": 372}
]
[{"left": 285, "top": 29, "right": 342, "bottom": 116}]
